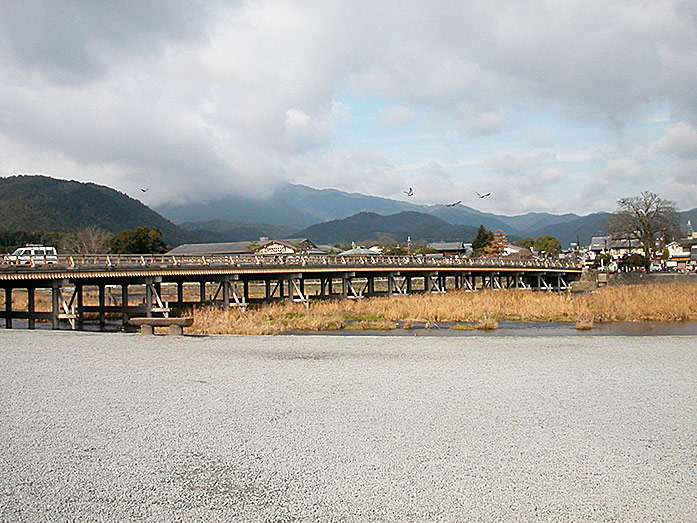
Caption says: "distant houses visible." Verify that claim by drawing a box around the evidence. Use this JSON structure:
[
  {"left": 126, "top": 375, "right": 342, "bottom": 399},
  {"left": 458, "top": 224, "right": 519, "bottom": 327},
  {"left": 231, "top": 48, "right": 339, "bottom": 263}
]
[
  {"left": 586, "top": 227, "right": 697, "bottom": 271},
  {"left": 163, "top": 225, "right": 696, "bottom": 273},
  {"left": 167, "top": 237, "right": 334, "bottom": 256}
]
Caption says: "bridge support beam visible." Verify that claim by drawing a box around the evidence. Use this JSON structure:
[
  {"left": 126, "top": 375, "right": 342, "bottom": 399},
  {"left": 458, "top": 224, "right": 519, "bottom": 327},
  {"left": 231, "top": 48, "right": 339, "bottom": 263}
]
[
  {"left": 27, "top": 286, "right": 35, "bottom": 329},
  {"left": 98, "top": 283, "right": 106, "bottom": 328},
  {"left": 122, "top": 284, "right": 129, "bottom": 327},
  {"left": 4, "top": 287, "right": 11, "bottom": 329},
  {"left": 51, "top": 282, "right": 61, "bottom": 330}
]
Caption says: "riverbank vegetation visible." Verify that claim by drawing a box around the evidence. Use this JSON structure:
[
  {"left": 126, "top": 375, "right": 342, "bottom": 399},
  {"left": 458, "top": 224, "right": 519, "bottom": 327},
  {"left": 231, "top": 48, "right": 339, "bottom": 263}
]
[{"left": 189, "top": 282, "right": 697, "bottom": 334}]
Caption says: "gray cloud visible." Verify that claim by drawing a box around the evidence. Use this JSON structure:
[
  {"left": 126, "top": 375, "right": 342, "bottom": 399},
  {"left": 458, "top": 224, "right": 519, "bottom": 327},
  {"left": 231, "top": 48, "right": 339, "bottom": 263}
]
[{"left": 1, "top": 1, "right": 697, "bottom": 212}]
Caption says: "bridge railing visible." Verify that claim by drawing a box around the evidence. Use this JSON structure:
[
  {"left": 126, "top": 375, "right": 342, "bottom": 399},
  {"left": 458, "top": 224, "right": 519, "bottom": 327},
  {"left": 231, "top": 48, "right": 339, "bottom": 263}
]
[{"left": 0, "top": 253, "right": 583, "bottom": 271}]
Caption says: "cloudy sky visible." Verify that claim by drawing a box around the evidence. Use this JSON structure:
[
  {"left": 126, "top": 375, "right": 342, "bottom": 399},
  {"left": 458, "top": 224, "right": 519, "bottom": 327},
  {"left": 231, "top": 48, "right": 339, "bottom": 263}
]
[{"left": 1, "top": 1, "right": 697, "bottom": 216}]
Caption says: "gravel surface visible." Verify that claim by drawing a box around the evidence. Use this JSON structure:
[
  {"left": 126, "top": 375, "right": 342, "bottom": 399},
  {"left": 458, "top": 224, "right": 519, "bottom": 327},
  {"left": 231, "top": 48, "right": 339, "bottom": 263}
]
[{"left": 1, "top": 331, "right": 696, "bottom": 521}]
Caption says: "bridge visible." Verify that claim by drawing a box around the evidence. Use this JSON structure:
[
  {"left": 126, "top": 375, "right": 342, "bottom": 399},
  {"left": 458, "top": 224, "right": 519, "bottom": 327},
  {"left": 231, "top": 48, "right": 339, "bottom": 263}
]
[{"left": 0, "top": 254, "right": 583, "bottom": 330}]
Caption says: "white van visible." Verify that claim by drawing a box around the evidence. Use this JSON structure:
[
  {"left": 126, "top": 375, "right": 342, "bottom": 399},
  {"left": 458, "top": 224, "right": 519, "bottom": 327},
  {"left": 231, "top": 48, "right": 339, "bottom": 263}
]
[{"left": 5, "top": 245, "right": 58, "bottom": 265}]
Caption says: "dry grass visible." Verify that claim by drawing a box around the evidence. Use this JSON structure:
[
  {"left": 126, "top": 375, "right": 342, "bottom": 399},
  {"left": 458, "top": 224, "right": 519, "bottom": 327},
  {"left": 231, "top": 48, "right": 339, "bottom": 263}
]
[
  {"left": 574, "top": 319, "right": 594, "bottom": 331},
  {"left": 450, "top": 323, "right": 475, "bottom": 331},
  {"left": 475, "top": 318, "right": 499, "bottom": 331},
  {"left": 189, "top": 282, "right": 697, "bottom": 334}
]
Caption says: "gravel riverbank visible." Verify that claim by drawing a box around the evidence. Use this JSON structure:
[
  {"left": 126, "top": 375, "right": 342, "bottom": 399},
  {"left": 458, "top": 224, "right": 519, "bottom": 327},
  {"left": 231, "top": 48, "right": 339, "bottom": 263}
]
[{"left": 1, "top": 331, "right": 696, "bottom": 521}]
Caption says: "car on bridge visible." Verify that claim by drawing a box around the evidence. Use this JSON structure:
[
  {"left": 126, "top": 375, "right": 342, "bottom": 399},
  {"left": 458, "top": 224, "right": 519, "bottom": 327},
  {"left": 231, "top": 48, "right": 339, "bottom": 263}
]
[{"left": 4, "top": 245, "right": 58, "bottom": 265}]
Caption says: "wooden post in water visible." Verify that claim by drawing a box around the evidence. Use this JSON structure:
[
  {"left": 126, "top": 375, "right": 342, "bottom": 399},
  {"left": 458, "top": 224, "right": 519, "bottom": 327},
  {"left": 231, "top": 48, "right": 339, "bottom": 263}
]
[
  {"left": 222, "top": 276, "right": 230, "bottom": 308},
  {"left": 27, "top": 286, "right": 35, "bottom": 329},
  {"left": 98, "top": 283, "right": 106, "bottom": 329},
  {"left": 51, "top": 282, "right": 60, "bottom": 330},
  {"left": 76, "top": 283, "right": 83, "bottom": 329},
  {"left": 122, "top": 284, "right": 129, "bottom": 327},
  {"left": 4, "top": 286, "right": 12, "bottom": 329},
  {"left": 145, "top": 282, "right": 152, "bottom": 318}
]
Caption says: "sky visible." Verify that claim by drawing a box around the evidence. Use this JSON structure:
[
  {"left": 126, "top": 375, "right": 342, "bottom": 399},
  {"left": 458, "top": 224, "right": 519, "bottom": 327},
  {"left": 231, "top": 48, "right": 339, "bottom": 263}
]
[{"left": 1, "top": 1, "right": 697, "bottom": 216}]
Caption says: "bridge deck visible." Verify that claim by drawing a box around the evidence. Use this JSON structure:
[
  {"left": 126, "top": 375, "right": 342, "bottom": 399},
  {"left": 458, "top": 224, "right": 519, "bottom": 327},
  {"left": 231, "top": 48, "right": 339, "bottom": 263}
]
[{"left": 0, "top": 254, "right": 582, "bottom": 281}]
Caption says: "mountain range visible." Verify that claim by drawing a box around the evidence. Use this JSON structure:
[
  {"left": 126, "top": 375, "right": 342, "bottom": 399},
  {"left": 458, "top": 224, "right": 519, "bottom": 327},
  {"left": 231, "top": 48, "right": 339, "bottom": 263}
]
[
  {"left": 3, "top": 175, "right": 696, "bottom": 248},
  {"left": 157, "top": 182, "right": 615, "bottom": 245}
]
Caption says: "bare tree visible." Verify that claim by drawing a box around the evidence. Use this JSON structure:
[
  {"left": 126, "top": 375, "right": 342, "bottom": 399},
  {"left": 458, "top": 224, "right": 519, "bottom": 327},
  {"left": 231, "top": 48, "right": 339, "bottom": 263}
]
[
  {"left": 606, "top": 191, "right": 679, "bottom": 261},
  {"left": 59, "top": 226, "right": 113, "bottom": 254}
]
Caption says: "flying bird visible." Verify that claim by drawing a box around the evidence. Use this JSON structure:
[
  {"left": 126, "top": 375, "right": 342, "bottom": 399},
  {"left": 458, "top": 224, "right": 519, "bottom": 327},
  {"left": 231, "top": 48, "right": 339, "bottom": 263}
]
[
  {"left": 403, "top": 187, "right": 413, "bottom": 196},
  {"left": 446, "top": 200, "right": 461, "bottom": 207},
  {"left": 476, "top": 191, "right": 491, "bottom": 198},
  {"left": 141, "top": 188, "right": 149, "bottom": 193}
]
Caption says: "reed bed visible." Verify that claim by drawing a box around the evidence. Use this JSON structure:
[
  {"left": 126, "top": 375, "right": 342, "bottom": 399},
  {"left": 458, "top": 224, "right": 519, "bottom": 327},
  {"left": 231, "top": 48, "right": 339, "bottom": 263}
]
[{"left": 189, "top": 282, "right": 697, "bottom": 335}]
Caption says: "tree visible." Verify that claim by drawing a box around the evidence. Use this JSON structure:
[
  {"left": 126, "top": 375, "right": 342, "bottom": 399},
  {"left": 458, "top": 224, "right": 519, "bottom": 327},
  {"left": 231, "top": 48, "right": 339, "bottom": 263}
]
[
  {"left": 534, "top": 235, "right": 561, "bottom": 256},
  {"left": 472, "top": 225, "right": 494, "bottom": 255},
  {"left": 109, "top": 227, "right": 168, "bottom": 254},
  {"left": 59, "top": 226, "right": 112, "bottom": 254},
  {"left": 621, "top": 253, "right": 648, "bottom": 270},
  {"left": 381, "top": 244, "right": 408, "bottom": 255},
  {"left": 606, "top": 191, "right": 679, "bottom": 262},
  {"left": 516, "top": 237, "right": 535, "bottom": 250}
]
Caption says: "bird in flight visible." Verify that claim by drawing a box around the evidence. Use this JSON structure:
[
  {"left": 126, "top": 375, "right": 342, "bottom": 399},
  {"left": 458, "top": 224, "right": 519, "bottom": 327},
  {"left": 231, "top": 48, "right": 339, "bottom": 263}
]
[
  {"left": 446, "top": 200, "right": 461, "bottom": 207},
  {"left": 403, "top": 187, "right": 413, "bottom": 196},
  {"left": 141, "top": 188, "right": 149, "bottom": 193},
  {"left": 476, "top": 191, "right": 491, "bottom": 198}
]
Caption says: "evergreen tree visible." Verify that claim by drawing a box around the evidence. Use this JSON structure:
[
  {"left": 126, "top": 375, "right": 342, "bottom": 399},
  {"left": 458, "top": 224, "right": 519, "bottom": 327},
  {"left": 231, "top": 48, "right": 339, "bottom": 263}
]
[
  {"left": 471, "top": 225, "right": 494, "bottom": 255},
  {"left": 109, "top": 227, "right": 168, "bottom": 254}
]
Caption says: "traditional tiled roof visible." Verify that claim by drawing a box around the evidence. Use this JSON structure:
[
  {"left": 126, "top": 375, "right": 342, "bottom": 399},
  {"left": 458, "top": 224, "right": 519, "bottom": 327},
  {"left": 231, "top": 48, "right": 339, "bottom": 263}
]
[
  {"left": 167, "top": 237, "right": 319, "bottom": 255},
  {"left": 428, "top": 242, "right": 472, "bottom": 251}
]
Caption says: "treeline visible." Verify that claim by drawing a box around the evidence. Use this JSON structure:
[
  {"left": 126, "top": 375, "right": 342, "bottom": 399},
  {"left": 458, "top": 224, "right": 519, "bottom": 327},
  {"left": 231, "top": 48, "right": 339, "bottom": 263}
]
[{"left": 0, "top": 227, "right": 168, "bottom": 254}]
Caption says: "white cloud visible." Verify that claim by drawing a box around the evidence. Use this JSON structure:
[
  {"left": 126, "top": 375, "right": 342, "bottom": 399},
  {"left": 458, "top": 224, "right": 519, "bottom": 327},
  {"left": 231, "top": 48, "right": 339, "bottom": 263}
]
[
  {"left": 486, "top": 151, "right": 548, "bottom": 177},
  {"left": 654, "top": 121, "right": 697, "bottom": 158},
  {"left": 286, "top": 150, "right": 404, "bottom": 197},
  {"left": 379, "top": 105, "right": 414, "bottom": 126},
  {"left": 602, "top": 158, "right": 653, "bottom": 182}
]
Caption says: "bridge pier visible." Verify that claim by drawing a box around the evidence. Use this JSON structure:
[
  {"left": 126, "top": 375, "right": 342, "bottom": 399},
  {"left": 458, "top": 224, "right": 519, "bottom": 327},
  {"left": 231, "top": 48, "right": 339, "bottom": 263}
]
[
  {"left": 27, "top": 286, "right": 35, "bottom": 329},
  {"left": 4, "top": 287, "right": 11, "bottom": 329}
]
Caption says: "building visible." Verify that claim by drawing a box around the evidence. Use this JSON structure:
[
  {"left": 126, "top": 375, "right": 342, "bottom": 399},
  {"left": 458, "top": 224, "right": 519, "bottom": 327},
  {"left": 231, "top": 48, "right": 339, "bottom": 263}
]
[
  {"left": 502, "top": 244, "right": 533, "bottom": 259},
  {"left": 167, "top": 237, "right": 327, "bottom": 256},
  {"left": 588, "top": 236, "right": 644, "bottom": 257},
  {"left": 338, "top": 247, "right": 379, "bottom": 256},
  {"left": 427, "top": 242, "right": 473, "bottom": 256},
  {"left": 666, "top": 233, "right": 697, "bottom": 270}
]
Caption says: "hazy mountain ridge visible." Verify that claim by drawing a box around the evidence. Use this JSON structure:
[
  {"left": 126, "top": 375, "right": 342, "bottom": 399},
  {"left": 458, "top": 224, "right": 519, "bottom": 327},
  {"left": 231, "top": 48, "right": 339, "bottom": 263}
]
[
  {"left": 154, "top": 183, "right": 616, "bottom": 244},
  {"left": 179, "top": 219, "right": 299, "bottom": 241},
  {"left": 297, "top": 211, "right": 479, "bottom": 244}
]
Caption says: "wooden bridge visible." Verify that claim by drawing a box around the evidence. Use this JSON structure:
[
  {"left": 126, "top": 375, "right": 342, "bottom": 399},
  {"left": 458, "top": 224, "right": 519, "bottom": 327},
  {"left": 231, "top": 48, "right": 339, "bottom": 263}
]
[{"left": 0, "top": 254, "right": 583, "bottom": 330}]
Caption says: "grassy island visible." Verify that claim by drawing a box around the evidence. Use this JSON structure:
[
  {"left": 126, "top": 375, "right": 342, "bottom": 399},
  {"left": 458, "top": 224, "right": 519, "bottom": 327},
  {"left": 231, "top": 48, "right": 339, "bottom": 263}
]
[{"left": 190, "top": 282, "right": 697, "bottom": 335}]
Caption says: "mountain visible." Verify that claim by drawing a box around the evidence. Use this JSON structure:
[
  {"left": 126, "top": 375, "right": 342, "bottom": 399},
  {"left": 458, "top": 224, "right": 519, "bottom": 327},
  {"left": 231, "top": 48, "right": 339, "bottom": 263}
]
[
  {"left": 156, "top": 183, "right": 416, "bottom": 229},
  {"left": 179, "top": 219, "right": 299, "bottom": 241},
  {"left": 526, "top": 212, "right": 611, "bottom": 246},
  {"left": 679, "top": 208, "right": 697, "bottom": 232},
  {"left": 154, "top": 183, "right": 611, "bottom": 243},
  {"left": 9, "top": 175, "right": 694, "bottom": 249},
  {"left": 297, "top": 211, "right": 479, "bottom": 244},
  {"left": 0, "top": 175, "right": 199, "bottom": 245}
]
